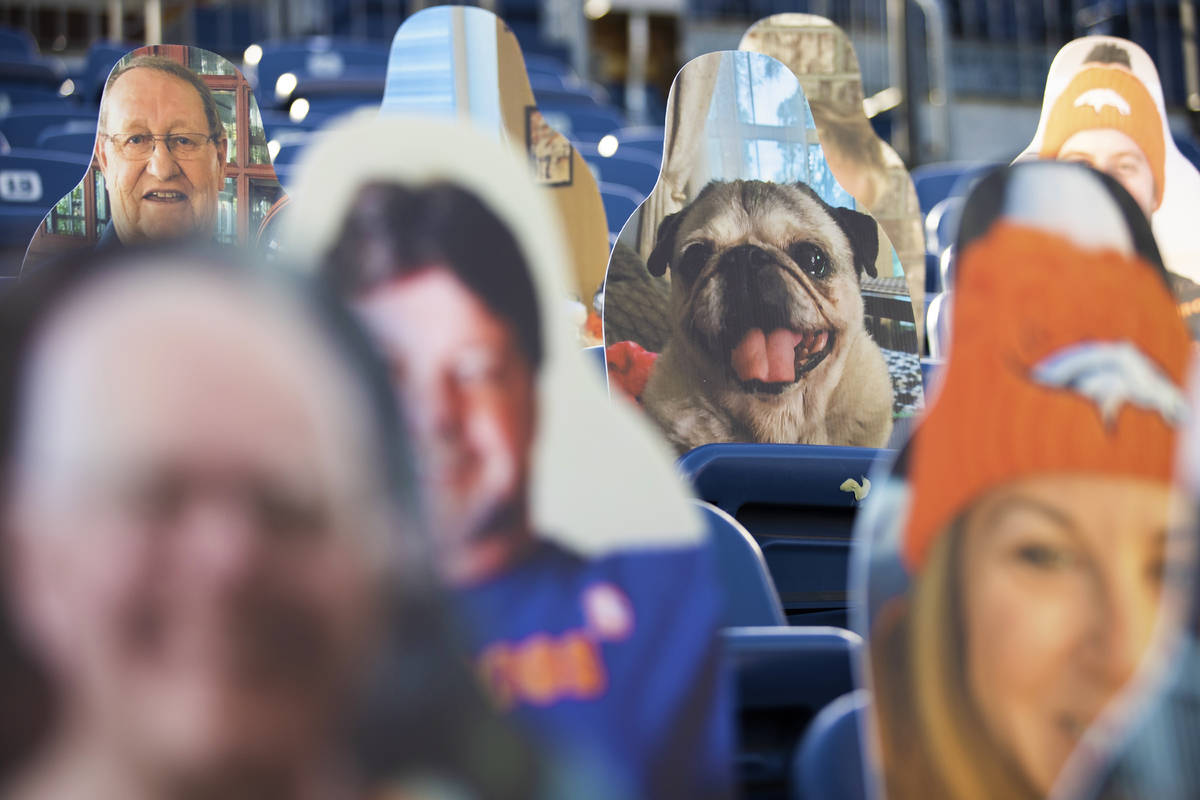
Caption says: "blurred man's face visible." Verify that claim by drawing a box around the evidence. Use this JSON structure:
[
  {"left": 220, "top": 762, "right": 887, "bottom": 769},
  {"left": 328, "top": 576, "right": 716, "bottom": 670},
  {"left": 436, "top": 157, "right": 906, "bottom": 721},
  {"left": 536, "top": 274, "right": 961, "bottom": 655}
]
[
  {"left": 1058, "top": 128, "right": 1156, "bottom": 217},
  {"left": 355, "top": 268, "right": 537, "bottom": 584},
  {"left": 96, "top": 68, "right": 227, "bottom": 244},
  {"left": 9, "top": 275, "right": 379, "bottom": 782}
]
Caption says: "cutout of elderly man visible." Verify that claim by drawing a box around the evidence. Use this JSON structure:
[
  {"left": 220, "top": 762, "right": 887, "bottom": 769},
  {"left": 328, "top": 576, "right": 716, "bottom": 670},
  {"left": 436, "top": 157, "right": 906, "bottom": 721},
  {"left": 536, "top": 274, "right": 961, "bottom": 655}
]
[{"left": 94, "top": 56, "right": 228, "bottom": 247}]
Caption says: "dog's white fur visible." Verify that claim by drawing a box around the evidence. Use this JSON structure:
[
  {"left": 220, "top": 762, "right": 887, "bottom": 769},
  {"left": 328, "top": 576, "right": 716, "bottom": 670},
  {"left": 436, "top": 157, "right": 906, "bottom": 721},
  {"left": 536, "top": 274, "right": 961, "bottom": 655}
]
[{"left": 642, "top": 181, "right": 894, "bottom": 452}]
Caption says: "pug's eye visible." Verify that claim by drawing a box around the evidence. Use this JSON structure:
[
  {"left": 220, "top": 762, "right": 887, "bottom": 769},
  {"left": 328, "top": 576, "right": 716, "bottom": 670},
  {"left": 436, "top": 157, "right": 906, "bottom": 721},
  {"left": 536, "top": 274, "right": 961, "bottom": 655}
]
[
  {"left": 676, "top": 242, "right": 713, "bottom": 282},
  {"left": 789, "top": 242, "right": 830, "bottom": 279}
]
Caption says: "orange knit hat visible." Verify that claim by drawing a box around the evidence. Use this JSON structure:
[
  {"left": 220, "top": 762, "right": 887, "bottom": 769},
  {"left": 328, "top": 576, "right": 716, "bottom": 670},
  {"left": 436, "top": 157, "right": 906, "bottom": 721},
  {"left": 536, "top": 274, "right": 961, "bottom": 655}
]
[
  {"left": 902, "top": 221, "right": 1189, "bottom": 571},
  {"left": 1039, "top": 66, "right": 1166, "bottom": 210}
]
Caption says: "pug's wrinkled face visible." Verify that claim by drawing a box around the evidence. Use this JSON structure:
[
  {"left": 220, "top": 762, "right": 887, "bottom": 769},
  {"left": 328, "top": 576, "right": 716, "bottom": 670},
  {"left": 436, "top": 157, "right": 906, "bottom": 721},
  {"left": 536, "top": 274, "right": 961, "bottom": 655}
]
[{"left": 648, "top": 180, "right": 879, "bottom": 394}]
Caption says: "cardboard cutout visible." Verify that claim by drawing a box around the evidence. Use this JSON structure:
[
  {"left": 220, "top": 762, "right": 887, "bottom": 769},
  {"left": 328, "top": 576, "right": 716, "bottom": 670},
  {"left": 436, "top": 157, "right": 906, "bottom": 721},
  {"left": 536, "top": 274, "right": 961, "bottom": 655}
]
[
  {"left": 854, "top": 161, "right": 1191, "bottom": 800},
  {"left": 1018, "top": 36, "right": 1200, "bottom": 337},
  {"left": 380, "top": 5, "right": 610, "bottom": 317},
  {"left": 20, "top": 45, "right": 284, "bottom": 274},
  {"left": 280, "top": 112, "right": 732, "bottom": 800},
  {"left": 603, "top": 50, "right": 921, "bottom": 455},
  {"left": 739, "top": 13, "right": 926, "bottom": 342},
  {"left": 1053, "top": 372, "right": 1200, "bottom": 800}
]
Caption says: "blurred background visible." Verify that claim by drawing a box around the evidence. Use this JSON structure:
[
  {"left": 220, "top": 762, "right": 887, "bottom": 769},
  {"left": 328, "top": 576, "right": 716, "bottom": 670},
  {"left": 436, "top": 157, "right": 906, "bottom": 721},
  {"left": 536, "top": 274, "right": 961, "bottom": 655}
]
[{"left": 0, "top": 0, "right": 1197, "bottom": 275}]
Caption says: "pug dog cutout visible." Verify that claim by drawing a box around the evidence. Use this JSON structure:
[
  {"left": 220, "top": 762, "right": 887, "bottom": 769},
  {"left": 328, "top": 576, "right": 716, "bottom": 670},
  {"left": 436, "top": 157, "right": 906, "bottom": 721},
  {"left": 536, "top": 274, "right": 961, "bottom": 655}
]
[
  {"left": 739, "top": 13, "right": 926, "bottom": 343},
  {"left": 603, "top": 50, "right": 921, "bottom": 455},
  {"left": 21, "top": 45, "right": 284, "bottom": 273},
  {"left": 381, "top": 5, "right": 610, "bottom": 321},
  {"left": 854, "top": 161, "right": 1192, "bottom": 800}
]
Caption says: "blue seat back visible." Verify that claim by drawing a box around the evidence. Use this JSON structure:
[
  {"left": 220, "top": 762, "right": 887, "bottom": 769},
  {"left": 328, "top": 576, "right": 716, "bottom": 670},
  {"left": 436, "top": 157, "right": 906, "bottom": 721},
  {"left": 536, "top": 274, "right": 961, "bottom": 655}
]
[
  {"left": 598, "top": 181, "right": 643, "bottom": 238},
  {"left": 0, "top": 107, "right": 98, "bottom": 149},
  {"left": 537, "top": 104, "right": 624, "bottom": 141},
  {"left": 577, "top": 142, "right": 660, "bottom": 197},
  {"left": 760, "top": 540, "right": 851, "bottom": 626},
  {"left": 697, "top": 502, "right": 786, "bottom": 627},
  {"left": 603, "top": 125, "right": 665, "bottom": 159},
  {"left": 911, "top": 161, "right": 995, "bottom": 217},
  {"left": 679, "top": 443, "right": 885, "bottom": 622},
  {"left": 679, "top": 443, "right": 883, "bottom": 527},
  {"left": 0, "top": 86, "right": 66, "bottom": 111},
  {"left": 793, "top": 690, "right": 869, "bottom": 800},
  {"left": 724, "top": 626, "right": 861, "bottom": 793},
  {"left": 0, "top": 148, "right": 92, "bottom": 250},
  {"left": 249, "top": 39, "right": 389, "bottom": 103},
  {"left": 0, "top": 149, "right": 90, "bottom": 206},
  {"left": 77, "top": 41, "right": 132, "bottom": 102},
  {"left": 531, "top": 85, "right": 605, "bottom": 107},
  {"left": 920, "top": 358, "right": 942, "bottom": 396},
  {"left": 0, "top": 27, "right": 37, "bottom": 61}
]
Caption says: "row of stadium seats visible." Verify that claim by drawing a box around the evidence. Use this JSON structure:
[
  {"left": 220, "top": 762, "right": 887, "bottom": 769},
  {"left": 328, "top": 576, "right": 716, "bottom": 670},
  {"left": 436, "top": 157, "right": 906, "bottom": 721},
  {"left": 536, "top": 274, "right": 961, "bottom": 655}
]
[{"left": 0, "top": 31, "right": 668, "bottom": 260}]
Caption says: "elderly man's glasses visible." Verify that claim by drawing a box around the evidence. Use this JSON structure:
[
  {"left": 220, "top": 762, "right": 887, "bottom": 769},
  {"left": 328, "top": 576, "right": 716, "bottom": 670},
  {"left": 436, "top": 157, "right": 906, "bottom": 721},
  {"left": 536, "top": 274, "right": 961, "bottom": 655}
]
[{"left": 103, "top": 132, "right": 217, "bottom": 160}]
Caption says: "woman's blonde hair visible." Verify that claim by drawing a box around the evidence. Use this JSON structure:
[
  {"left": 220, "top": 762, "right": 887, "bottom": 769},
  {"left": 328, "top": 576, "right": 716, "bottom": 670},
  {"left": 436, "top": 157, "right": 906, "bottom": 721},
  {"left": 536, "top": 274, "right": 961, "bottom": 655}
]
[{"left": 870, "top": 519, "right": 1040, "bottom": 800}]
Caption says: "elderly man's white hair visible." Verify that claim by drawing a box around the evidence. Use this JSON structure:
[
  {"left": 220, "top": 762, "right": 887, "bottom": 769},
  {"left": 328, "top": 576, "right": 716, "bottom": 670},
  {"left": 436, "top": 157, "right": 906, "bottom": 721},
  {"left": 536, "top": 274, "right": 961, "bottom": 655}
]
[
  {"left": 283, "top": 113, "right": 703, "bottom": 553},
  {"left": 10, "top": 262, "right": 396, "bottom": 557}
]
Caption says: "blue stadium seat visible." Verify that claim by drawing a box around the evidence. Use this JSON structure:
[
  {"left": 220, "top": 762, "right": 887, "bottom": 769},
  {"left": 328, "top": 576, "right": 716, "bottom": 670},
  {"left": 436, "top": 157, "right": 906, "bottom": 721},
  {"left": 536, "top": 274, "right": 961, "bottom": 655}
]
[
  {"left": 36, "top": 120, "right": 98, "bottom": 157},
  {"left": 0, "top": 148, "right": 92, "bottom": 249},
  {"left": 924, "top": 251, "right": 941, "bottom": 294},
  {"left": 245, "top": 38, "right": 390, "bottom": 103},
  {"left": 910, "top": 161, "right": 994, "bottom": 217},
  {"left": 602, "top": 125, "right": 664, "bottom": 159},
  {"left": 679, "top": 443, "right": 884, "bottom": 532},
  {"left": 259, "top": 109, "right": 327, "bottom": 138},
  {"left": 678, "top": 443, "right": 886, "bottom": 625},
  {"left": 290, "top": 93, "right": 379, "bottom": 120},
  {"left": 270, "top": 129, "right": 313, "bottom": 166},
  {"left": 792, "top": 690, "right": 869, "bottom": 800},
  {"left": 0, "top": 85, "right": 66, "bottom": 110},
  {"left": 523, "top": 53, "right": 574, "bottom": 81},
  {"left": 0, "top": 26, "right": 37, "bottom": 61},
  {"left": 577, "top": 142, "right": 660, "bottom": 198},
  {"left": 0, "top": 59, "right": 59, "bottom": 87},
  {"left": 920, "top": 358, "right": 943, "bottom": 396},
  {"left": 537, "top": 104, "right": 624, "bottom": 141},
  {"left": 34, "top": 131, "right": 94, "bottom": 158},
  {"left": 531, "top": 84, "right": 607, "bottom": 107},
  {"left": 925, "top": 195, "right": 963, "bottom": 255},
  {"left": 696, "top": 501, "right": 786, "bottom": 627},
  {"left": 927, "top": 291, "right": 952, "bottom": 360},
  {"left": 1176, "top": 131, "right": 1200, "bottom": 172},
  {"left": 724, "top": 626, "right": 861, "bottom": 796},
  {"left": 0, "top": 59, "right": 65, "bottom": 110},
  {"left": 69, "top": 41, "right": 134, "bottom": 104},
  {"left": 0, "top": 106, "right": 98, "bottom": 149},
  {"left": 598, "top": 182, "right": 643, "bottom": 238}
]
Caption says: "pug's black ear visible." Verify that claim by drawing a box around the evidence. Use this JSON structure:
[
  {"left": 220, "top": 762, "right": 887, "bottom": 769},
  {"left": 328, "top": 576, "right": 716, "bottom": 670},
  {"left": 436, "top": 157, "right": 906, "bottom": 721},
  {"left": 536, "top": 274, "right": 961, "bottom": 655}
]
[
  {"left": 832, "top": 206, "right": 879, "bottom": 279},
  {"left": 646, "top": 210, "right": 685, "bottom": 277}
]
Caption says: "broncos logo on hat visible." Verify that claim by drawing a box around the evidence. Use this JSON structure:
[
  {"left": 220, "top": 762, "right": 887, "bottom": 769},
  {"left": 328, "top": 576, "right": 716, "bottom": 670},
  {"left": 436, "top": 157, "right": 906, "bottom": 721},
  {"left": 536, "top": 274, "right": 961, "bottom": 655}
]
[
  {"left": 1073, "top": 87, "right": 1132, "bottom": 116},
  {"left": 1030, "top": 340, "right": 1187, "bottom": 428}
]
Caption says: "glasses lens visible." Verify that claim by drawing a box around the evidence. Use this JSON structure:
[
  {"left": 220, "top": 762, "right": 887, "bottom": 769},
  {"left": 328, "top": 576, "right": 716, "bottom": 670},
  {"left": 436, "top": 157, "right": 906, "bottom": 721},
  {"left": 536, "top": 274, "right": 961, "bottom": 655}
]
[
  {"left": 167, "top": 134, "right": 206, "bottom": 156},
  {"left": 118, "top": 134, "right": 154, "bottom": 158},
  {"left": 114, "top": 134, "right": 209, "bottom": 159}
]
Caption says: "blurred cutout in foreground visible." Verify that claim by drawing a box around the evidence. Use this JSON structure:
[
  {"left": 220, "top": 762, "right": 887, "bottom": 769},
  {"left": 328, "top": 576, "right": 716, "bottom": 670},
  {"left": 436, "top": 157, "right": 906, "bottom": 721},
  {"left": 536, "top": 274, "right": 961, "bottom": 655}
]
[
  {"left": 0, "top": 251, "right": 551, "bottom": 800},
  {"left": 284, "top": 114, "right": 732, "bottom": 800},
  {"left": 857, "top": 162, "right": 1192, "bottom": 800}
]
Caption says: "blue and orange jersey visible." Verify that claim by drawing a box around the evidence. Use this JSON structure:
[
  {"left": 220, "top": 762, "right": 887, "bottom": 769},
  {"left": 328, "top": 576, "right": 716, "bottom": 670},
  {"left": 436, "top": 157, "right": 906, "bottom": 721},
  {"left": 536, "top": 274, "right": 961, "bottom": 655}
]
[{"left": 455, "top": 538, "right": 734, "bottom": 800}]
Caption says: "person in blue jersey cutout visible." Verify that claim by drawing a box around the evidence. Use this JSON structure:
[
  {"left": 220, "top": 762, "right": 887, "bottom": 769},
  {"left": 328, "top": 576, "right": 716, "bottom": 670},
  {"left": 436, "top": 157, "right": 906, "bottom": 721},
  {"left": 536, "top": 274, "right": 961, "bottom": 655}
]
[{"left": 285, "top": 114, "right": 734, "bottom": 800}]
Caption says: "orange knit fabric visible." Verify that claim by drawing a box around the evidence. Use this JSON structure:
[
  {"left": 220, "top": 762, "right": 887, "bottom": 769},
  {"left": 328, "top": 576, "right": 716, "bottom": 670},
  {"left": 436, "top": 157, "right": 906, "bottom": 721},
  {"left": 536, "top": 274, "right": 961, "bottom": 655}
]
[
  {"left": 1039, "top": 66, "right": 1166, "bottom": 209},
  {"left": 903, "top": 222, "right": 1189, "bottom": 571}
]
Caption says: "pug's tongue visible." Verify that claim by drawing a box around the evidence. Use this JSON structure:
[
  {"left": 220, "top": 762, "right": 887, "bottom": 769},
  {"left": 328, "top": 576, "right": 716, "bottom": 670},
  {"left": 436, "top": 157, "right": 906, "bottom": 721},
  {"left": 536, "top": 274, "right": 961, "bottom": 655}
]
[{"left": 731, "top": 328, "right": 805, "bottom": 383}]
